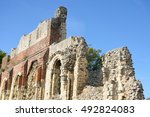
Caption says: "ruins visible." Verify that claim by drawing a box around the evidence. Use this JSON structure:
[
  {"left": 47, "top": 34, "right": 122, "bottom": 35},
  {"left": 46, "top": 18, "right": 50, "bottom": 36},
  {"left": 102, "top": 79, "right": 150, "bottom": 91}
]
[{"left": 0, "top": 6, "right": 144, "bottom": 100}]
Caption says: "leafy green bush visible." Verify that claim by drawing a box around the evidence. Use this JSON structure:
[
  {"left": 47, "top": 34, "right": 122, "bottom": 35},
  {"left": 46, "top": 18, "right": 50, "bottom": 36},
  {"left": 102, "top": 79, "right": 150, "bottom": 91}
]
[
  {"left": 86, "top": 47, "right": 102, "bottom": 71},
  {"left": 0, "top": 50, "right": 6, "bottom": 64}
]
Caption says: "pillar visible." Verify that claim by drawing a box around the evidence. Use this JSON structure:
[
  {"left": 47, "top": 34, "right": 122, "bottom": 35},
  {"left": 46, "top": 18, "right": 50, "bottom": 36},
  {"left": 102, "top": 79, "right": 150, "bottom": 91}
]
[
  {"left": 35, "top": 66, "right": 42, "bottom": 100},
  {"left": 0, "top": 78, "right": 7, "bottom": 100},
  {"left": 60, "top": 68, "right": 68, "bottom": 100},
  {"left": 44, "top": 68, "right": 53, "bottom": 99}
]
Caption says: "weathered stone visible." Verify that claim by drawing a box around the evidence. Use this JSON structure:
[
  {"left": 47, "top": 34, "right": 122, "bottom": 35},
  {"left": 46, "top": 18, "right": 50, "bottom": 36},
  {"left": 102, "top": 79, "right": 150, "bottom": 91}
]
[
  {"left": 0, "top": 7, "right": 144, "bottom": 100},
  {"left": 101, "top": 47, "right": 144, "bottom": 100}
]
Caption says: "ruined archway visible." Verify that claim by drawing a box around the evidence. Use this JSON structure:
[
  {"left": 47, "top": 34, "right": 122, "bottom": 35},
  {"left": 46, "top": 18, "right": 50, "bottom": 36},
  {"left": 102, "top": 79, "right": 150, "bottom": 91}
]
[
  {"left": 44, "top": 53, "right": 71, "bottom": 100},
  {"left": 26, "top": 61, "right": 38, "bottom": 99},
  {"left": 44, "top": 51, "right": 81, "bottom": 100},
  {"left": 52, "top": 59, "right": 62, "bottom": 99},
  {"left": 9, "top": 72, "right": 22, "bottom": 100}
]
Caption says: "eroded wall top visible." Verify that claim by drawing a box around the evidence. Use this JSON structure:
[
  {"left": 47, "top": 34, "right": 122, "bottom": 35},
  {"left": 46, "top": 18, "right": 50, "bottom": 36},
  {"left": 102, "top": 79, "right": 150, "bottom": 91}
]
[
  {"left": 10, "top": 6, "right": 68, "bottom": 59},
  {"left": 10, "top": 20, "right": 50, "bottom": 58},
  {"left": 101, "top": 47, "right": 144, "bottom": 100}
]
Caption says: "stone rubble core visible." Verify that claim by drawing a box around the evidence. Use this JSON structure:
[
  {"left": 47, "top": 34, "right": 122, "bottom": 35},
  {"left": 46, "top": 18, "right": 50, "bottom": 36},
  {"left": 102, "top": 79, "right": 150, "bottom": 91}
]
[
  {"left": 0, "top": 6, "right": 144, "bottom": 100},
  {"left": 78, "top": 47, "right": 144, "bottom": 100}
]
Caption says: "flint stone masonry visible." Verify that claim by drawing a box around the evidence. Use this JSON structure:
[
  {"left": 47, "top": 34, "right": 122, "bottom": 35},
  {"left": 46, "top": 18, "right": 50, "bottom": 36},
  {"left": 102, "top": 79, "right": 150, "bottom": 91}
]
[
  {"left": 78, "top": 47, "right": 144, "bottom": 100},
  {"left": 101, "top": 47, "right": 144, "bottom": 100},
  {"left": 0, "top": 6, "right": 144, "bottom": 100}
]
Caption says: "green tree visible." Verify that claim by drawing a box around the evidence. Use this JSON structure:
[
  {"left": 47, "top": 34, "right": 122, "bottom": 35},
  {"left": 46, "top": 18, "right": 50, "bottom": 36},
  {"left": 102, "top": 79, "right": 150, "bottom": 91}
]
[
  {"left": 86, "top": 47, "right": 102, "bottom": 71},
  {"left": 0, "top": 50, "right": 6, "bottom": 64}
]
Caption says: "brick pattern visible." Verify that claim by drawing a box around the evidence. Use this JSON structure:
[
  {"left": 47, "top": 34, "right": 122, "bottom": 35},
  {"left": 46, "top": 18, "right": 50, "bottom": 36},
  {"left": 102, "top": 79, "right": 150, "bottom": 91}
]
[{"left": 0, "top": 6, "right": 67, "bottom": 100}]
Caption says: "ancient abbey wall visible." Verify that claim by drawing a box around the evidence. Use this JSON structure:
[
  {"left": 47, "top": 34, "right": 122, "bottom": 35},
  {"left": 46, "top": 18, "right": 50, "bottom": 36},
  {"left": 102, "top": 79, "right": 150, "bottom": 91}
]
[
  {"left": 11, "top": 20, "right": 50, "bottom": 58},
  {"left": 0, "top": 6, "right": 144, "bottom": 100},
  {"left": 101, "top": 47, "right": 144, "bottom": 100},
  {"left": 44, "top": 37, "right": 88, "bottom": 100},
  {"left": 0, "top": 6, "right": 70, "bottom": 100},
  {"left": 77, "top": 47, "right": 144, "bottom": 100}
]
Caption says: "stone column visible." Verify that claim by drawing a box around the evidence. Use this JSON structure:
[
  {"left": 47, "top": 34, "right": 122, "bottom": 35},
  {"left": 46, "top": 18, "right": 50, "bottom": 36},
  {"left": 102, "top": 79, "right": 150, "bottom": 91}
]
[
  {"left": 51, "top": 73, "right": 56, "bottom": 99},
  {"left": 20, "top": 75, "right": 26, "bottom": 100},
  {"left": 9, "top": 75, "right": 17, "bottom": 100},
  {"left": 16, "top": 73, "right": 22, "bottom": 100},
  {"left": 67, "top": 71, "right": 72, "bottom": 100},
  {"left": 44, "top": 68, "right": 53, "bottom": 99},
  {"left": 0, "top": 78, "right": 7, "bottom": 100},
  {"left": 60, "top": 74, "right": 67, "bottom": 100},
  {"left": 38, "top": 67, "right": 43, "bottom": 100},
  {"left": 6, "top": 77, "right": 12, "bottom": 100},
  {"left": 73, "top": 57, "right": 87, "bottom": 99},
  {"left": 35, "top": 67, "right": 42, "bottom": 100},
  {"left": 49, "top": 69, "right": 53, "bottom": 99},
  {"left": 60, "top": 68, "right": 67, "bottom": 100}
]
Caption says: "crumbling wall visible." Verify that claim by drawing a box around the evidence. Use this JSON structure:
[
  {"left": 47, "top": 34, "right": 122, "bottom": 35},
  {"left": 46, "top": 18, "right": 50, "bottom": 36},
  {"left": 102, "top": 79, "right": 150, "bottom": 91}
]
[
  {"left": 25, "top": 61, "right": 38, "bottom": 100},
  {"left": 10, "top": 6, "right": 67, "bottom": 59},
  {"left": 9, "top": 60, "right": 27, "bottom": 100},
  {"left": 78, "top": 47, "right": 144, "bottom": 100},
  {"left": 54, "top": 6, "right": 67, "bottom": 41},
  {"left": 44, "top": 37, "right": 88, "bottom": 100},
  {"left": 77, "top": 70, "right": 103, "bottom": 100},
  {"left": 0, "top": 6, "right": 68, "bottom": 100},
  {"left": 0, "top": 6, "right": 145, "bottom": 100},
  {"left": 101, "top": 47, "right": 144, "bottom": 100},
  {"left": 10, "top": 20, "right": 50, "bottom": 58}
]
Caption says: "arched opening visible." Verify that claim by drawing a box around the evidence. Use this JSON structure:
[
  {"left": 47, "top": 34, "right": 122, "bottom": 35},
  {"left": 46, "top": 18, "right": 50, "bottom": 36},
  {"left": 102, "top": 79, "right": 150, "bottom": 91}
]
[
  {"left": 26, "top": 60, "right": 38, "bottom": 99},
  {"left": 53, "top": 59, "right": 61, "bottom": 97}
]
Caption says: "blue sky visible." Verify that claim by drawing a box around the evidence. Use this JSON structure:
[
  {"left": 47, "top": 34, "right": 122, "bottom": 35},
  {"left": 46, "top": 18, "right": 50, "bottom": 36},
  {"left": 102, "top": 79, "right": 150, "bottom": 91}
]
[{"left": 0, "top": 0, "right": 150, "bottom": 98}]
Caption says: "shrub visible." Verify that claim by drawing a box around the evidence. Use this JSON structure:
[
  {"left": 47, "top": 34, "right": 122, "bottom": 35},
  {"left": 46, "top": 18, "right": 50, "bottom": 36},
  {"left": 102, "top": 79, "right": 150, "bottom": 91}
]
[
  {"left": 86, "top": 47, "right": 102, "bottom": 71},
  {"left": 0, "top": 50, "right": 6, "bottom": 64}
]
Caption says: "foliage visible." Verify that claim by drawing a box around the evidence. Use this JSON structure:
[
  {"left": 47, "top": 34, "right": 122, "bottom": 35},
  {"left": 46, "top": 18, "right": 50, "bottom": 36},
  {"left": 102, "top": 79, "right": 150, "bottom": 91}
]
[
  {"left": 86, "top": 47, "right": 102, "bottom": 71},
  {"left": 0, "top": 50, "right": 6, "bottom": 64}
]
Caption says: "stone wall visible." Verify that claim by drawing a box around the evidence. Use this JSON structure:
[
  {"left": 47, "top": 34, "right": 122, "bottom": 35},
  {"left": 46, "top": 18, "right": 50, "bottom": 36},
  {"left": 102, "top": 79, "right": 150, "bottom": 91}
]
[
  {"left": 44, "top": 37, "right": 88, "bottom": 100},
  {"left": 10, "top": 6, "right": 67, "bottom": 59},
  {"left": 101, "top": 47, "right": 144, "bottom": 100},
  {"left": 0, "top": 6, "right": 69, "bottom": 100},
  {"left": 0, "top": 6, "right": 145, "bottom": 100},
  {"left": 10, "top": 20, "right": 50, "bottom": 58},
  {"left": 77, "top": 47, "right": 144, "bottom": 100}
]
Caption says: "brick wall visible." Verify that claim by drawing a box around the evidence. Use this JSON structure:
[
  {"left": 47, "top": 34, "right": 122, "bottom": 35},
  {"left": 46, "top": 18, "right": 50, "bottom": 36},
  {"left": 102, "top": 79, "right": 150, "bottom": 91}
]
[{"left": 8, "top": 36, "right": 50, "bottom": 68}]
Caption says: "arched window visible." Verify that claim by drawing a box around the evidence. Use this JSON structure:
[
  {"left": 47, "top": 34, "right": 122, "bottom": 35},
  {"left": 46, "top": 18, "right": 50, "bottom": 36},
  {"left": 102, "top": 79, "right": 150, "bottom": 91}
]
[{"left": 53, "top": 59, "right": 61, "bottom": 95}]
